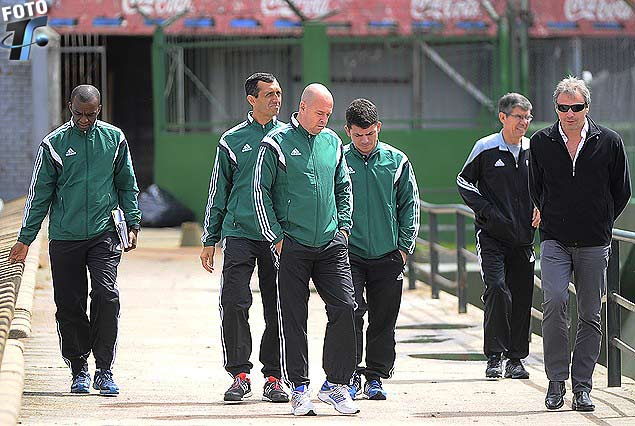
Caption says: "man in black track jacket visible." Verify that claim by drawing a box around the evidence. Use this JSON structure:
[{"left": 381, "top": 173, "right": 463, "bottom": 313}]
[
  {"left": 457, "top": 93, "right": 539, "bottom": 381},
  {"left": 529, "top": 76, "right": 631, "bottom": 412}
]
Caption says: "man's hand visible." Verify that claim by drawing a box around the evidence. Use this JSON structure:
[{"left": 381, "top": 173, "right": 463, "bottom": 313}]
[
  {"left": 125, "top": 229, "right": 139, "bottom": 252},
  {"left": 200, "top": 246, "right": 216, "bottom": 273},
  {"left": 9, "top": 242, "right": 29, "bottom": 263},
  {"left": 399, "top": 249, "right": 407, "bottom": 265},
  {"left": 275, "top": 239, "right": 283, "bottom": 255},
  {"left": 532, "top": 208, "right": 541, "bottom": 228},
  {"left": 340, "top": 229, "right": 349, "bottom": 241}
]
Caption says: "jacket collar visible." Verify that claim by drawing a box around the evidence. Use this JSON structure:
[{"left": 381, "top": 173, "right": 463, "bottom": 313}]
[
  {"left": 290, "top": 112, "right": 313, "bottom": 139},
  {"left": 350, "top": 141, "right": 381, "bottom": 159},
  {"left": 497, "top": 131, "right": 529, "bottom": 151},
  {"left": 69, "top": 118, "right": 97, "bottom": 135},
  {"left": 548, "top": 117, "right": 601, "bottom": 142},
  {"left": 247, "top": 111, "right": 278, "bottom": 131}
]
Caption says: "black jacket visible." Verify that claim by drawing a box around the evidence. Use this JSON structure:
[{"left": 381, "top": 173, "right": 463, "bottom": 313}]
[
  {"left": 457, "top": 132, "right": 535, "bottom": 246},
  {"left": 529, "top": 118, "right": 631, "bottom": 247}
]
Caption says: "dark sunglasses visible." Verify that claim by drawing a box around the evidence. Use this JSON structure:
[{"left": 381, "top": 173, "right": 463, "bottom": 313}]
[{"left": 556, "top": 103, "right": 586, "bottom": 113}]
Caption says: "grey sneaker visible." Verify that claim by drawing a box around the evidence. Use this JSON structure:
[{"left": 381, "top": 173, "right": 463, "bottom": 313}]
[{"left": 318, "top": 381, "right": 360, "bottom": 414}]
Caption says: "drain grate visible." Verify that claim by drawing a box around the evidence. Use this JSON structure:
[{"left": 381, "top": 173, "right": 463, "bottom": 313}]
[
  {"left": 409, "top": 353, "right": 487, "bottom": 361},
  {"left": 397, "top": 323, "right": 473, "bottom": 330}
]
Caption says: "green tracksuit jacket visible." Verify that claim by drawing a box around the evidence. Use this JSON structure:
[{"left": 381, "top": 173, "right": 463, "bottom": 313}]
[
  {"left": 254, "top": 113, "right": 353, "bottom": 247},
  {"left": 344, "top": 142, "right": 420, "bottom": 259},
  {"left": 201, "top": 113, "right": 283, "bottom": 246},
  {"left": 18, "top": 120, "right": 140, "bottom": 245}
]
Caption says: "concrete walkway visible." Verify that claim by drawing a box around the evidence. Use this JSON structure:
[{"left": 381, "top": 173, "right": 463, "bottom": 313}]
[{"left": 18, "top": 229, "right": 635, "bottom": 425}]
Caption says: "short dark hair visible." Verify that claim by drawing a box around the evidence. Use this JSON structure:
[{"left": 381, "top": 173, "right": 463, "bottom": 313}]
[
  {"left": 498, "top": 92, "right": 531, "bottom": 115},
  {"left": 345, "top": 98, "right": 378, "bottom": 129},
  {"left": 70, "top": 84, "right": 101, "bottom": 104},
  {"left": 245, "top": 72, "right": 277, "bottom": 97}
]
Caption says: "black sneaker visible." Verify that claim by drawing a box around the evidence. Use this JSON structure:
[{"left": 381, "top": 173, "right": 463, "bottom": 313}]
[
  {"left": 224, "top": 373, "right": 252, "bottom": 401},
  {"left": 262, "top": 376, "right": 289, "bottom": 402},
  {"left": 504, "top": 359, "right": 529, "bottom": 379},
  {"left": 485, "top": 354, "right": 503, "bottom": 378}
]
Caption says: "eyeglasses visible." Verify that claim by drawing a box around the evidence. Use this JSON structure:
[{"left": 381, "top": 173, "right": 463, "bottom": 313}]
[
  {"left": 505, "top": 113, "right": 533, "bottom": 122},
  {"left": 556, "top": 103, "right": 586, "bottom": 113}
]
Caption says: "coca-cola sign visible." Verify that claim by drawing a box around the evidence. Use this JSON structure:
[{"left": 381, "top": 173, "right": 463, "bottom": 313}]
[
  {"left": 260, "top": 0, "right": 331, "bottom": 18},
  {"left": 410, "top": 0, "right": 483, "bottom": 20},
  {"left": 564, "top": 0, "right": 633, "bottom": 21},
  {"left": 121, "top": 0, "right": 194, "bottom": 16}
]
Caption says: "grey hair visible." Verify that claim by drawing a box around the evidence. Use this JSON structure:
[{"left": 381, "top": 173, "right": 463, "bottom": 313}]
[
  {"left": 553, "top": 76, "right": 591, "bottom": 105},
  {"left": 498, "top": 92, "right": 532, "bottom": 115}
]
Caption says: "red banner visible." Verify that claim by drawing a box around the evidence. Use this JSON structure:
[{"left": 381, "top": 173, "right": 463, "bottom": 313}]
[
  {"left": 46, "top": 0, "right": 635, "bottom": 36},
  {"left": 529, "top": 0, "right": 635, "bottom": 37}
]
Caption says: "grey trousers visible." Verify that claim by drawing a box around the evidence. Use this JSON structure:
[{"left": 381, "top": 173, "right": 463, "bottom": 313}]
[{"left": 540, "top": 240, "right": 609, "bottom": 393}]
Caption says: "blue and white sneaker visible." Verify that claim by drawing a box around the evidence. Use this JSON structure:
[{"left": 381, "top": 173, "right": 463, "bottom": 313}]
[
  {"left": 364, "top": 379, "right": 387, "bottom": 400},
  {"left": 348, "top": 371, "right": 362, "bottom": 400},
  {"left": 70, "top": 371, "right": 91, "bottom": 394},
  {"left": 291, "top": 385, "right": 316, "bottom": 416},
  {"left": 93, "top": 369, "right": 119, "bottom": 396},
  {"left": 318, "top": 381, "right": 360, "bottom": 414}
]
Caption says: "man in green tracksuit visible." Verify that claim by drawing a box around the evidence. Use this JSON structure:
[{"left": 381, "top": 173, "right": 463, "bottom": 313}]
[
  {"left": 343, "top": 99, "right": 420, "bottom": 400},
  {"left": 200, "top": 73, "right": 288, "bottom": 403},
  {"left": 9, "top": 85, "right": 140, "bottom": 396},
  {"left": 254, "top": 83, "right": 358, "bottom": 416}
]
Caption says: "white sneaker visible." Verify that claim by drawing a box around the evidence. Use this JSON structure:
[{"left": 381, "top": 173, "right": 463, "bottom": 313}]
[
  {"left": 318, "top": 381, "right": 360, "bottom": 414},
  {"left": 291, "top": 385, "right": 316, "bottom": 416}
]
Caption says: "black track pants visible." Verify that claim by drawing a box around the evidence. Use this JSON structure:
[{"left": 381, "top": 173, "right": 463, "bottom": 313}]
[
  {"left": 276, "top": 232, "right": 356, "bottom": 388},
  {"left": 476, "top": 229, "right": 535, "bottom": 359},
  {"left": 220, "top": 237, "right": 281, "bottom": 378},
  {"left": 350, "top": 250, "right": 404, "bottom": 381},
  {"left": 49, "top": 231, "right": 122, "bottom": 375}
]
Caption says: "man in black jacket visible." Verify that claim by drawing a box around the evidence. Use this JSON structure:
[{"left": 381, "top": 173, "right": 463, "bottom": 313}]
[
  {"left": 457, "top": 93, "right": 539, "bottom": 380},
  {"left": 529, "top": 76, "right": 631, "bottom": 412}
]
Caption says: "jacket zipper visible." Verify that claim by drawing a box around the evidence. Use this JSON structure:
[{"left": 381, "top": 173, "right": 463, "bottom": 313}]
[
  {"left": 364, "top": 156, "right": 370, "bottom": 258},
  {"left": 84, "top": 130, "right": 89, "bottom": 238},
  {"left": 309, "top": 136, "right": 319, "bottom": 246}
]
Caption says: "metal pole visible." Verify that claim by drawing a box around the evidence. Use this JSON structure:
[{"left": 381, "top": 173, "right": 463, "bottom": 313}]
[
  {"left": 607, "top": 239, "right": 622, "bottom": 387},
  {"left": 429, "top": 212, "right": 439, "bottom": 299},
  {"left": 519, "top": 0, "right": 530, "bottom": 96},
  {"left": 498, "top": 9, "right": 511, "bottom": 96},
  {"left": 456, "top": 213, "right": 467, "bottom": 313}
]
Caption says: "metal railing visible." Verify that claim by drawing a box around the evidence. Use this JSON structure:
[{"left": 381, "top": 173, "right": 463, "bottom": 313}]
[
  {"left": 408, "top": 199, "right": 635, "bottom": 387},
  {"left": 0, "top": 198, "right": 26, "bottom": 367}
]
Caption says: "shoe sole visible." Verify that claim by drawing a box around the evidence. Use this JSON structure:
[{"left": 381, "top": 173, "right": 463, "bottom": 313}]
[
  {"left": 317, "top": 393, "right": 360, "bottom": 414},
  {"left": 70, "top": 389, "right": 90, "bottom": 394},
  {"left": 224, "top": 391, "right": 253, "bottom": 402},
  {"left": 572, "top": 403, "right": 595, "bottom": 412},
  {"left": 98, "top": 391, "right": 119, "bottom": 397},
  {"left": 486, "top": 373, "right": 502, "bottom": 378},
  {"left": 366, "top": 392, "right": 387, "bottom": 401},
  {"left": 293, "top": 408, "right": 317, "bottom": 416},
  {"left": 504, "top": 372, "right": 530, "bottom": 379},
  {"left": 262, "top": 395, "right": 289, "bottom": 403},
  {"left": 545, "top": 399, "right": 565, "bottom": 410}
]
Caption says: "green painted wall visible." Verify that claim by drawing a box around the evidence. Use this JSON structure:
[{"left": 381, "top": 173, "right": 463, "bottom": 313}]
[{"left": 154, "top": 126, "right": 498, "bottom": 223}]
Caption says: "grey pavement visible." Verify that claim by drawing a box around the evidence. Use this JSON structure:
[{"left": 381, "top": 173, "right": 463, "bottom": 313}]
[{"left": 18, "top": 229, "right": 635, "bottom": 425}]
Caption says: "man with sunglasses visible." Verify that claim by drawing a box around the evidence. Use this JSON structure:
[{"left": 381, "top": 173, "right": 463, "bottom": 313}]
[
  {"left": 529, "top": 76, "right": 631, "bottom": 412},
  {"left": 458, "top": 93, "right": 539, "bottom": 381},
  {"left": 9, "top": 84, "right": 140, "bottom": 396}
]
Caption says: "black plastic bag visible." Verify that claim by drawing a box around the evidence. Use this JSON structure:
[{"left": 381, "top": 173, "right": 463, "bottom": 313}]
[{"left": 138, "top": 184, "right": 196, "bottom": 227}]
